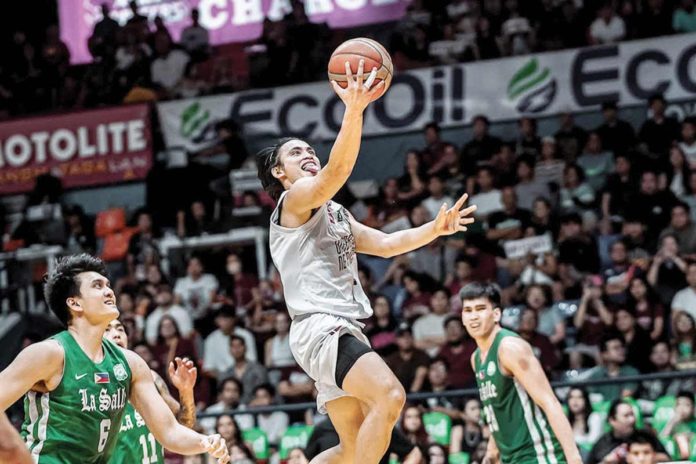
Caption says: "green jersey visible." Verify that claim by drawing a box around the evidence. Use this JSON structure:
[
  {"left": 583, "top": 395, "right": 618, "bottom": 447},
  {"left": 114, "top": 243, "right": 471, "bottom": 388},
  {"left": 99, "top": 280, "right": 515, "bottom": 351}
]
[
  {"left": 109, "top": 402, "right": 164, "bottom": 464},
  {"left": 21, "top": 331, "right": 131, "bottom": 463},
  {"left": 474, "top": 328, "right": 565, "bottom": 464}
]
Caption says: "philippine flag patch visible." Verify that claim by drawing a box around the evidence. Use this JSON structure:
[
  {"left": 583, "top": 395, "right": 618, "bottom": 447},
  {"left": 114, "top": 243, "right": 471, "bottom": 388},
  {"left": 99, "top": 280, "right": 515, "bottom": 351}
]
[{"left": 95, "top": 372, "right": 110, "bottom": 384}]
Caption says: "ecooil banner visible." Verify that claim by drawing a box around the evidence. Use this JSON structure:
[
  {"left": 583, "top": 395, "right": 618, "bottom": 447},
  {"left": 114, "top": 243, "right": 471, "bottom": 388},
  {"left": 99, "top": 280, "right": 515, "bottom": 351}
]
[
  {"left": 157, "top": 33, "right": 696, "bottom": 151},
  {"left": 60, "top": 0, "right": 409, "bottom": 64}
]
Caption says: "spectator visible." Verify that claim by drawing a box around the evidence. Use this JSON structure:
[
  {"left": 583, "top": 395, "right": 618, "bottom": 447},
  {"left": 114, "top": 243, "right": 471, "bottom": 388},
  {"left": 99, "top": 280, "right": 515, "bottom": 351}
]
[
  {"left": 559, "top": 163, "right": 596, "bottom": 217},
  {"left": 399, "top": 405, "right": 431, "bottom": 449},
  {"left": 486, "top": 187, "right": 532, "bottom": 243},
  {"left": 517, "top": 308, "right": 560, "bottom": 372},
  {"left": 421, "top": 122, "right": 447, "bottom": 172},
  {"left": 572, "top": 277, "right": 614, "bottom": 367},
  {"left": 577, "top": 132, "right": 614, "bottom": 192},
  {"left": 586, "top": 399, "right": 669, "bottom": 464},
  {"left": 436, "top": 315, "right": 476, "bottom": 388},
  {"left": 601, "top": 153, "right": 636, "bottom": 220},
  {"left": 595, "top": 101, "right": 636, "bottom": 156},
  {"left": 264, "top": 312, "right": 294, "bottom": 369},
  {"left": 450, "top": 398, "right": 483, "bottom": 455},
  {"left": 173, "top": 255, "right": 218, "bottom": 333},
  {"left": 213, "top": 414, "right": 254, "bottom": 462},
  {"left": 514, "top": 155, "right": 552, "bottom": 211},
  {"left": 201, "top": 377, "right": 253, "bottom": 434},
  {"left": 425, "top": 443, "right": 447, "bottom": 464},
  {"left": 92, "top": 4, "right": 120, "bottom": 46},
  {"left": 63, "top": 205, "right": 96, "bottom": 254},
  {"left": 399, "top": 272, "right": 432, "bottom": 322},
  {"left": 420, "top": 174, "right": 455, "bottom": 220},
  {"left": 287, "top": 448, "right": 309, "bottom": 464},
  {"left": 179, "top": 8, "right": 210, "bottom": 61},
  {"left": 501, "top": 2, "right": 533, "bottom": 55},
  {"left": 421, "top": 358, "right": 462, "bottom": 420},
  {"left": 515, "top": 117, "right": 541, "bottom": 157},
  {"left": 602, "top": 240, "right": 637, "bottom": 305},
  {"left": 664, "top": 145, "right": 690, "bottom": 197},
  {"left": 397, "top": 150, "right": 427, "bottom": 208},
  {"left": 648, "top": 234, "right": 688, "bottom": 306},
  {"left": 566, "top": 387, "right": 604, "bottom": 457},
  {"left": 461, "top": 115, "right": 501, "bottom": 173},
  {"left": 150, "top": 32, "right": 189, "bottom": 94},
  {"left": 558, "top": 212, "right": 601, "bottom": 274},
  {"left": 642, "top": 340, "right": 694, "bottom": 400},
  {"left": 366, "top": 295, "right": 398, "bottom": 357},
  {"left": 203, "top": 306, "right": 257, "bottom": 378},
  {"left": 412, "top": 288, "right": 451, "bottom": 356},
  {"left": 636, "top": 0, "right": 673, "bottom": 38},
  {"left": 176, "top": 200, "right": 216, "bottom": 238},
  {"left": 529, "top": 197, "right": 559, "bottom": 237},
  {"left": 660, "top": 203, "right": 696, "bottom": 255},
  {"left": 524, "top": 284, "right": 565, "bottom": 345},
  {"left": 684, "top": 171, "right": 696, "bottom": 221},
  {"left": 473, "top": 16, "right": 502, "bottom": 59},
  {"left": 673, "top": 0, "right": 696, "bottom": 32},
  {"left": 446, "top": 257, "right": 476, "bottom": 299},
  {"left": 145, "top": 283, "right": 193, "bottom": 345},
  {"left": 554, "top": 113, "right": 588, "bottom": 161},
  {"left": 221, "top": 335, "right": 269, "bottom": 405},
  {"left": 678, "top": 118, "right": 696, "bottom": 167},
  {"left": 638, "top": 94, "right": 680, "bottom": 159},
  {"left": 126, "top": 0, "right": 149, "bottom": 32},
  {"left": 589, "top": 3, "right": 626, "bottom": 44},
  {"left": 626, "top": 430, "right": 660, "bottom": 464},
  {"left": 385, "top": 323, "right": 430, "bottom": 393},
  {"left": 249, "top": 383, "right": 289, "bottom": 445},
  {"left": 672, "top": 311, "right": 696, "bottom": 370},
  {"left": 127, "top": 210, "right": 160, "bottom": 282},
  {"left": 613, "top": 306, "right": 652, "bottom": 373},
  {"left": 582, "top": 332, "right": 640, "bottom": 402},
  {"left": 627, "top": 170, "right": 678, "bottom": 243},
  {"left": 469, "top": 166, "right": 503, "bottom": 220},
  {"left": 535, "top": 136, "right": 566, "bottom": 188},
  {"left": 627, "top": 276, "right": 664, "bottom": 340}
]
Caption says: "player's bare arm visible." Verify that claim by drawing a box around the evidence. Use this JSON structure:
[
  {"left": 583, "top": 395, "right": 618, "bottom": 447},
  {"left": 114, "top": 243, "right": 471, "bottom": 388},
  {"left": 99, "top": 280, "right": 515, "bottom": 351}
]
[
  {"left": 151, "top": 370, "right": 180, "bottom": 416},
  {"left": 350, "top": 193, "right": 476, "bottom": 258},
  {"left": 0, "top": 341, "right": 64, "bottom": 411},
  {"left": 124, "top": 350, "right": 229, "bottom": 463},
  {"left": 167, "top": 356, "right": 198, "bottom": 428},
  {"left": 498, "top": 337, "right": 582, "bottom": 464},
  {"left": 470, "top": 352, "right": 501, "bottom": 464},
  {"left": 282, "top": 60, "right": 383, "bottom": 220},
  {"left": 0, "top": 411, "right": 32, "bottom": 464}
]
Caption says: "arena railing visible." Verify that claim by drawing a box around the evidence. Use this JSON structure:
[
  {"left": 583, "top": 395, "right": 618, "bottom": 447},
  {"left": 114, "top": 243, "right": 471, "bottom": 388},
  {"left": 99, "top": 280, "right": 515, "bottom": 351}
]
[{"left": 197, "top": 369, "right": 696, "bottom": 418}]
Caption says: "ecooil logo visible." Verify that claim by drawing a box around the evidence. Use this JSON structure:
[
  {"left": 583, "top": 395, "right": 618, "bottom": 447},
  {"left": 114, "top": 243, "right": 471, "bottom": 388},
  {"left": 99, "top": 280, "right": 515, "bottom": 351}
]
[{"left": 507, "top": 58, "right": 557, "bottom": 113}]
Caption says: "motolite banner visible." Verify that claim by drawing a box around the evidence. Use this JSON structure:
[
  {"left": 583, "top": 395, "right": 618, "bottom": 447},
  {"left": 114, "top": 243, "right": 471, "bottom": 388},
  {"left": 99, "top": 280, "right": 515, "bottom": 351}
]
[
  {"left": 0, "top": 105, "right": 152, "bottom": 194},
  {"left": 157, "top": 33, "right": 696, "bottom": 150},
  {"left": 60, "top": 0, "right": 409, "bottom": 64}
]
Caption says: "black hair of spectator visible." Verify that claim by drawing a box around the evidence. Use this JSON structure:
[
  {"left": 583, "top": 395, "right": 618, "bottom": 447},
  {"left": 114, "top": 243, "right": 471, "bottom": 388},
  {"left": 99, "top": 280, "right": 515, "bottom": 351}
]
[
  {"left": 599, "top": 330, "right": 625, "bottom": 353},
  {"left": 256, "top": 137, "right": 306, "bottom": 201},
  {"left": 615, "top": 305, "right": 637, "bottom": 318},
  {"left": 43, "top": 253, "right": 108, "bottom": 327},
  {"left": 476, "top": 164, "right": 497, "bottom": 177},
  {"left": 677, "top": 390, "right": 695, "bottom": 404},
  {"left": 523, "top": 284, "right": 552, "bottom": 306},
  {"left": 472, "top": 114, "right": 490, "bottom": 126},
  {"left": 608, "top": 398, "right": 631, "bottom": 420},
  {"left": 459, "top": 282, "right": 502, "bottom": 308},
  {"left": 455, "top": 255, "right": 476, "bottom": 267},
  {"left": 253, "top": 382, "right": 277, "bottom": 398},
  {"left": 516, "top": 153, "right": 537, "bottom": 170},
  {"left": 648, "top": 93, "right": 666, "bottom": 106},
  {"left": 229, "top": 334, "right": 246, "bottom": 346},
  {"left": 433, "top": 286, "right": 452, "bottom": 299},
  {"left": 518, "top": 116, "right": 537, "bottom": 130},
  {"left": 424, "top": 121, "right": 441, "bottom": 133},
  {"left": 564, "top": 162, "right": 587, "bottom": 184},
  {"left": 215, "top": 414, "right": 245, "bottom": 445},
  {"left": 443, "top": 314, "right": 461, "bottom": 329},
  {"left": 560, "top": 211, "right": 582, "bottom": 225},
  {"left": 215, "top": 304, "right": 237, "bottom": 319},
  {"left": 431, "top": 356, "right": 450, "bottom": 371},
  {"left": 673, "top": 201, "right": 691, "bottom": 214},
  {"left": 601, "top": 100, "right": 618, "bottom": 111},
  {"left": 156, "top": 315, "right": 182, "bottom": 345},
  {"left": 219, "top": 376, "right": 244, "bottom": 396},
  {"left": 627, "top": 430, "right": 656, "bottom": 449},
  {"left": 566, "top": 387, "right": 592, "bottom": 434}
]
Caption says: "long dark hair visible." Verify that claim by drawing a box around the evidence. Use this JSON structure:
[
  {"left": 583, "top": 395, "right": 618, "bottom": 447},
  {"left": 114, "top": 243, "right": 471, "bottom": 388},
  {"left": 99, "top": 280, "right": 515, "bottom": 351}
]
[
  {"left": 256, "top": 137, "right": 307, "bottom": 201},
  {"left": 156, "top": 314, "right": 181, "bottom": 345},
  {"left": 400, "top": 404, "right": 430, "bottom": 447},
  {"left": 566, "top": 387, "right": 591, "bottom": 434},
  {"left": 216, "top": 413, "right": 244, "bottom": 446}
]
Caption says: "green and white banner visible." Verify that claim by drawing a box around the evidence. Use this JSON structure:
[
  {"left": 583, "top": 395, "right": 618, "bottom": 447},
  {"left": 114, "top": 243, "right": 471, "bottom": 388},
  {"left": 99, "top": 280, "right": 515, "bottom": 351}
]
[{"left": 157, "top": 33, "right": 696, "bottom": 150}]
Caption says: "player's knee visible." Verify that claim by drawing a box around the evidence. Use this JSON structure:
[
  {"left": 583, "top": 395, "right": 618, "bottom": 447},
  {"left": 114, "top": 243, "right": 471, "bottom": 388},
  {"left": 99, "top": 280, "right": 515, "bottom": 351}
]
[{"left": 383, "top": 383, "right": 406, "bottom": 417}]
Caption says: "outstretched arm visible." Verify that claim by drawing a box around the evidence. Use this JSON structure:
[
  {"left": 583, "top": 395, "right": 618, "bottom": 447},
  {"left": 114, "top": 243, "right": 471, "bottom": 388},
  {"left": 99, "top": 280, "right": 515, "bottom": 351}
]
[
  {"left": 166, "top": 357, "right": 198, "bottom": 428},
  {"left": 351, "top": 193, "right": 476, "bottom": 258},
  {"left": 499, "top": 338, "right": 582, "bottom": 464},
  {"left": 125, "top": 351, "right": 228, "bottom": 463},
  {"left": 0, "top": 411, "right": 32, "bottom": 464},
  {"left": 283, "top": 61, "right": 384, "bottom": 216}
]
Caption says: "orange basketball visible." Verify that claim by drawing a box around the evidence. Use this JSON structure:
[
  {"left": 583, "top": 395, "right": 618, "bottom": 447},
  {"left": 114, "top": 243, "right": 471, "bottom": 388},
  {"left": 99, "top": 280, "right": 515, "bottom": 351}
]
[{"left": 328, "top": 38, "right": 393, "bottom": 100}]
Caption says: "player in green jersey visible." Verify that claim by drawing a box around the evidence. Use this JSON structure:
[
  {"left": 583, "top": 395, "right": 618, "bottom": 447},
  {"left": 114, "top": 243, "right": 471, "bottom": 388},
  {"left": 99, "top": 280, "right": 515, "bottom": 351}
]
[
  {"left": 1, "top": 411, "right": 31, "bottom": 463},
  {"left": 104, "top": 318, "right": 197, "bottom": 464},
  {"left": 0, "top": 254, "right": 229, "bottom": 464},
  {"left": 460, "top": 283, "right": 581, "bottom": 464}
]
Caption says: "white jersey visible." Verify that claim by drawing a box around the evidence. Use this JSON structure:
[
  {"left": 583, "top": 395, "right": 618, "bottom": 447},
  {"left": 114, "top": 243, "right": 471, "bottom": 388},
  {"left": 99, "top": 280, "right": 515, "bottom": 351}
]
[{"left": 269, "top": 191, "right": 373, "bottom": 320}]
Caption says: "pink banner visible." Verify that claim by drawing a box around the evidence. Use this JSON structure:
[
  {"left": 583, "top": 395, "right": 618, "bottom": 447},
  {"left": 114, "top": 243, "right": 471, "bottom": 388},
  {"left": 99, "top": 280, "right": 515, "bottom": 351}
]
[
  {"left": 0, "top": 104, "right": 152, "bottom": 194},
  {"left": 59, "top": 0, "right": 409, "bottom": 64}
]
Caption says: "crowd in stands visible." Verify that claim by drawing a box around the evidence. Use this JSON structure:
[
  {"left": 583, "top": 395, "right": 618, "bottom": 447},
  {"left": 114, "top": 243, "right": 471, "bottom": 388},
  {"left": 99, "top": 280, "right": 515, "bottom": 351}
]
[{"left": 4, "top": 0, "right": 696, "bottom": 117}]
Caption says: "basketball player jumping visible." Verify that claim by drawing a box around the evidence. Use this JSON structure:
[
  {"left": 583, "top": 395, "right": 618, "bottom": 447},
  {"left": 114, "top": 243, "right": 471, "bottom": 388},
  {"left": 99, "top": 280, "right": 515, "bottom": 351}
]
[
  {"left": 256, "top": 60, "right": 476, "bottom": 464},
  {"left": 0, "top": 254, "right": 229, "bottom": 463},
  {"left": 0, "top": 411, "right": 32, "bottom": 463},
  {"left": 460, "top": 283, "right": 582, "bottom": 464},
  {"left": 104, "top": 318, "right": 197, "bottom": 464}
]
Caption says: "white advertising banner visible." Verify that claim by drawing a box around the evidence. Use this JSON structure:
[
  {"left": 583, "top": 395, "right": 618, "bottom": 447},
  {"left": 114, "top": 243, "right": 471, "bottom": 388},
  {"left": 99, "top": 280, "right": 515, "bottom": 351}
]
[{"left": 157, "top": 33, "right": 696, "bottom": 151}]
